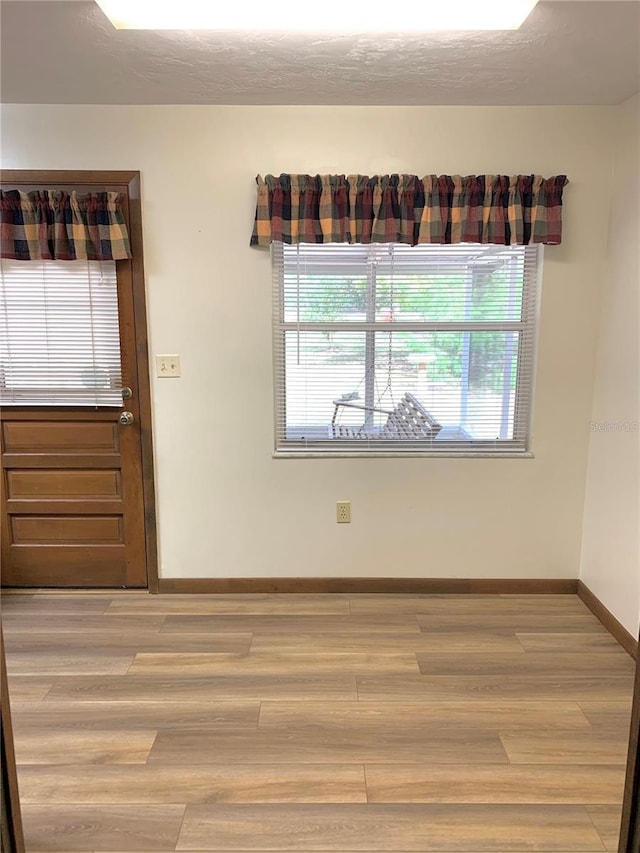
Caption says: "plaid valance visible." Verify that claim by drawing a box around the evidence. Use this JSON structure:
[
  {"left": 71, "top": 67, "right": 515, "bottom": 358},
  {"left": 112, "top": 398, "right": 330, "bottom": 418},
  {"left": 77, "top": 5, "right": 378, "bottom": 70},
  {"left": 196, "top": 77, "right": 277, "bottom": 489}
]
[
  {"left": 1, "top": 190, "right": 132, "bottom": 261},
  {"left": 251, "top": 174, "right": 569, "bottom": 247}
]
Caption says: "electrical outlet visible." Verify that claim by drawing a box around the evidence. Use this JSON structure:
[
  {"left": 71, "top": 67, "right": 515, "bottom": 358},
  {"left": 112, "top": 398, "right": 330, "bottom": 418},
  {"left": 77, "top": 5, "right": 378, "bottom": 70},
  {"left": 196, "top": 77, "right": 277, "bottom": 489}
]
[
  {"left": 156, "top": 355, "right": 181, "bottom": 378},
  {"left": 336, "top": 501, "right": 351, "bottom": 523}
]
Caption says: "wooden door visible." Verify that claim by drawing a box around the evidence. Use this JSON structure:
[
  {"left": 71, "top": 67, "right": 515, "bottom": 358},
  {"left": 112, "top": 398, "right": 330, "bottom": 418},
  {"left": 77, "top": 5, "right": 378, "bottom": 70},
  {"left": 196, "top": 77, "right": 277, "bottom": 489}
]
[{"left": 0, "top": 171, "right": 156, "bottom": 589}]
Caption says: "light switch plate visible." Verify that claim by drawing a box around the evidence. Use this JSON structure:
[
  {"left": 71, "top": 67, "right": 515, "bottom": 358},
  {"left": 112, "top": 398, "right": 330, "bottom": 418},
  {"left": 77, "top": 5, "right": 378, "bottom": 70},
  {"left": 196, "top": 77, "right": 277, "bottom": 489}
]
[{"left": 156, "top": 354, "right": 181, "bottom": 378}]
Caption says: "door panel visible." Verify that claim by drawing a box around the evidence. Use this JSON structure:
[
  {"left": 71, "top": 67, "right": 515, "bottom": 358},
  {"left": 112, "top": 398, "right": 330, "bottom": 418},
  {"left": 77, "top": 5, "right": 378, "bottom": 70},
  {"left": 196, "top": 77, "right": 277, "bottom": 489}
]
[
  {"left": 7, "top": 469, "right": 121, "bottom": 498},
  {"left": 1, "top": 412, "right": 146, "bottom": 587},
  {"left": 3, "top": 421, "right": 118, "bottom": 451},
  {"left": 3, "top": 545, "right": 129, "bottom": 585},
  {"left": 0, "top": 172, "right": 154, "bottom": 589},
  {"left": 11, "top": 516, "right": 123, "bottom": 543}
]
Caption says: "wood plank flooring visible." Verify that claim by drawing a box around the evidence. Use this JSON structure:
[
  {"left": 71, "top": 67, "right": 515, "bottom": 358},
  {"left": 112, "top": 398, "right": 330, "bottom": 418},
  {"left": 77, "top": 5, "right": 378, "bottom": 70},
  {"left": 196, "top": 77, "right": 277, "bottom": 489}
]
[{"left": 2, "top": 592, "right": 635, "bottom": 852}]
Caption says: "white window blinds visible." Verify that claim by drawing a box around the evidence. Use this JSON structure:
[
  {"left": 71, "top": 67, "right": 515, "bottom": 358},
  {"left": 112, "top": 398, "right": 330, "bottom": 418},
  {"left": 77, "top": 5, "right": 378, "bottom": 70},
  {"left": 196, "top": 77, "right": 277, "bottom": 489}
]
[
  {"left": 0, "top": 259, "right": 123, "bottom": 406},
  {"left": 273, "top": 242, "right": 541, "bottom": 454}
]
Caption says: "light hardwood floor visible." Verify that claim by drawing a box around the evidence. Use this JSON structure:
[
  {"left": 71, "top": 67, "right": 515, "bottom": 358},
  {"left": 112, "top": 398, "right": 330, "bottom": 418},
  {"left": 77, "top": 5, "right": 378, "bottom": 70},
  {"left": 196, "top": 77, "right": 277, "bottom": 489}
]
[{"left": 2, "top": 592, "right": 635, "bottom": 852}]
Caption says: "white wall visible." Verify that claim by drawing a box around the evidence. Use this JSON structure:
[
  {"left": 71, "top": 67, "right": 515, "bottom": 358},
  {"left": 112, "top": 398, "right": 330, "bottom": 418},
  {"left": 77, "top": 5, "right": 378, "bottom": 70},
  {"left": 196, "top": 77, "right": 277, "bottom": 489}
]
[
  {"left": 580, "top": 94, "right": 640, "bottom": 637},
  {"left": 0, "top": 105, "right": 615, "bottom": 580}
]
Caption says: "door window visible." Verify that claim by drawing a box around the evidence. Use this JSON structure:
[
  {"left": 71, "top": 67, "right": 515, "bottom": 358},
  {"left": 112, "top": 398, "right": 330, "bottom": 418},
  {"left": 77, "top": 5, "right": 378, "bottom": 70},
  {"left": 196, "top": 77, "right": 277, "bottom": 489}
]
[{"left": 0, "top": 259, "right": 123, "bottom": 406}]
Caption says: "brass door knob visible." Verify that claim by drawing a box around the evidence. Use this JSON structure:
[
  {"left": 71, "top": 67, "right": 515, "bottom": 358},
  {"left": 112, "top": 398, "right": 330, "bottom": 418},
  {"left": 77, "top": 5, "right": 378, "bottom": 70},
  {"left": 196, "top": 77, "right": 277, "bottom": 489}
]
[{"left": 119, "top": 411, "right": 135, "bottom": 426}]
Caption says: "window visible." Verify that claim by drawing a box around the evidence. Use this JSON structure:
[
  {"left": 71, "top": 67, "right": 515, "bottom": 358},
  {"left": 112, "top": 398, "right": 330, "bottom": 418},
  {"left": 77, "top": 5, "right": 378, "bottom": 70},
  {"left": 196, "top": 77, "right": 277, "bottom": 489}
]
[
  {"left": 0, "top": 259, "right": 123, "bottom": 406},
  {"left": 273, "top": 242, "right": 541, "bottom": 455}
]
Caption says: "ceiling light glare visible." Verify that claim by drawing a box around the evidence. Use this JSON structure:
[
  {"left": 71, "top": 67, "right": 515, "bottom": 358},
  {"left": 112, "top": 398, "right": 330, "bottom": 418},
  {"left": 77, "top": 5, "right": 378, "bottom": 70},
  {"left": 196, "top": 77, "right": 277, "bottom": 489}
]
[{"left": 95, "top": 0, "right": 539, "bottom": 31}]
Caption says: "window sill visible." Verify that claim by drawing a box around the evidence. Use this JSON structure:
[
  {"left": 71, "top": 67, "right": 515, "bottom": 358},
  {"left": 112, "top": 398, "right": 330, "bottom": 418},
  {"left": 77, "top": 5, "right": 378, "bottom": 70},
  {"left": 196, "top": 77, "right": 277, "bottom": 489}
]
[{"left": 273, "top": 450, "right": 535, "bottom": 459}]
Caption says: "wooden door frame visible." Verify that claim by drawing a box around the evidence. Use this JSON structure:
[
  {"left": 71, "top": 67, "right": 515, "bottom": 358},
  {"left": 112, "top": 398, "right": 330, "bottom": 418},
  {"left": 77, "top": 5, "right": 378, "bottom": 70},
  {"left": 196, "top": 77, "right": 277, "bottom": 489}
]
[{"left": 0, "top": 170, "right": 158, "bottom": 593}]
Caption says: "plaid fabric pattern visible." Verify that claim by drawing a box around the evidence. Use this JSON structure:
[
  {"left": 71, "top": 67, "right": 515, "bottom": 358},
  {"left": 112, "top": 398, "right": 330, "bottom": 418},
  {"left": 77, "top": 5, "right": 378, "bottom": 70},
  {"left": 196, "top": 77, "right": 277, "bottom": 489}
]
[
  {"left": 251, "top": 174, "right": 568, "bottom": 247},
  {"left": 1, "top": 190, "right": 132, "bottom": 261}
]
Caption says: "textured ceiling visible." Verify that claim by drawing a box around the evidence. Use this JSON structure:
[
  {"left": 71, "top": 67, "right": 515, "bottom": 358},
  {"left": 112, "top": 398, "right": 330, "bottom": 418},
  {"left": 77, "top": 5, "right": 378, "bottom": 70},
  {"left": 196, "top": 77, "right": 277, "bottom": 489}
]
[{"left": 1, "top": 0, "right": 639, "bottom": 105}]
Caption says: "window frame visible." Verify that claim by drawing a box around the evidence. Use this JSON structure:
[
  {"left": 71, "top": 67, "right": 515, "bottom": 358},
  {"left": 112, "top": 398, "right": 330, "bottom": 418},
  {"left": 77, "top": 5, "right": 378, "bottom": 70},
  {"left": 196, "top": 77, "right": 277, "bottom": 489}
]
[{"left": 272, "top": 241, "right": 542, "bottom": 458}]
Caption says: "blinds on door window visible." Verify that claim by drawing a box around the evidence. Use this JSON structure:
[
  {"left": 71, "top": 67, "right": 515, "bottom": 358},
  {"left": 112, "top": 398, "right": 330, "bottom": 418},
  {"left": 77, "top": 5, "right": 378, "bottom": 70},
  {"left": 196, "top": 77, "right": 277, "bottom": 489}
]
[
  {"left": 272, "top": 242, "right": 541, "bottom": 454},
  {"left": 0, "top": 259, "right": 123, "bottom": 406}
]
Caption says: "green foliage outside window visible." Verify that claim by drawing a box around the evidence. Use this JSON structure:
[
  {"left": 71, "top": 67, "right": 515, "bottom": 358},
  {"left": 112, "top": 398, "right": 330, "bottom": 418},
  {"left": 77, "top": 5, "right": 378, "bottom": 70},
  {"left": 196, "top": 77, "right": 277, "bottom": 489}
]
[{"left": 295, "top": 267, "right": 521, "bottom": 393}]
